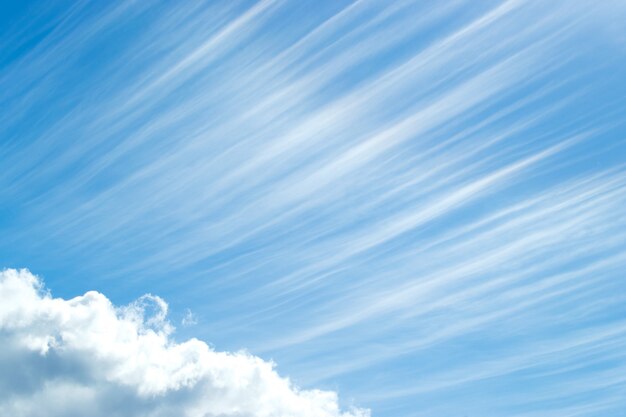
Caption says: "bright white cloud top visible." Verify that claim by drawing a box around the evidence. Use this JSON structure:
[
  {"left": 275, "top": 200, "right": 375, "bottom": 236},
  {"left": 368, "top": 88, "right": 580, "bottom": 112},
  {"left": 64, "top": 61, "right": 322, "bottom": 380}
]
[{"left": 0, "top": 269, "right": 367, "bottom": 417}]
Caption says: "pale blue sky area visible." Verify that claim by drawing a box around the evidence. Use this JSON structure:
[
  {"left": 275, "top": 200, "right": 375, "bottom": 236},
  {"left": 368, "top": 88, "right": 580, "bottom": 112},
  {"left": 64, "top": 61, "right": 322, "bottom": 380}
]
[{"left": 1, "top": 1, "right": 626, "bottom": 416}]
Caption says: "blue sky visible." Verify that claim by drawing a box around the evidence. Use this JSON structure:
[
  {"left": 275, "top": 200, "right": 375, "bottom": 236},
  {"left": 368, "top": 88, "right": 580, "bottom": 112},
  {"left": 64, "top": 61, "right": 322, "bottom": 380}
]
[{"left": 1, "top": 1, "right": 626, "bottom": 416}]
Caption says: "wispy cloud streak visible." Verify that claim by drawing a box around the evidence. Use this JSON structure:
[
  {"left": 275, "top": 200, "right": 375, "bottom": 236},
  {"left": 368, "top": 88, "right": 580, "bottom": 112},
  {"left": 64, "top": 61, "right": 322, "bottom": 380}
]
[{"left": 1, "top": 1, "right": 625, "bottom": 416}]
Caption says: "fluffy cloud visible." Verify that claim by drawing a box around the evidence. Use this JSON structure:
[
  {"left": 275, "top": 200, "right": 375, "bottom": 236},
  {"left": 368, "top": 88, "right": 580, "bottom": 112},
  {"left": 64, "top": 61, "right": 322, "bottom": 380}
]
[{"left": 0, "top": 269, "right": 368, "bottom": 417}]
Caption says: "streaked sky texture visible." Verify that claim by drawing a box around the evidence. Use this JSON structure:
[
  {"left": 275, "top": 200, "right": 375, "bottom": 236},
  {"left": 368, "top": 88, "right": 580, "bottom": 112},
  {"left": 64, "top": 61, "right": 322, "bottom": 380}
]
[{"left": 1, "top": 1, "right": 626, "bottom": 416}]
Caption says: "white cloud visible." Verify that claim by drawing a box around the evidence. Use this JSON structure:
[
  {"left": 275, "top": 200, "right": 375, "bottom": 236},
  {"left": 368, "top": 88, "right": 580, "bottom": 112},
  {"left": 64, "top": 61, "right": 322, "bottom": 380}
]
[
  {"left": 0, "top": 268, "right": 368, "bottom": 417},
  {"left": 181, "top": 308, "right": 198, "bottom": 327}
]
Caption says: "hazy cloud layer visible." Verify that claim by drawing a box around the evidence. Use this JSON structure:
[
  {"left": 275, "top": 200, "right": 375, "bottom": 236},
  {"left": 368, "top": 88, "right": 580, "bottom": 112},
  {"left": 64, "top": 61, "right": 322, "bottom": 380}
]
[{"left": 0, "top": 269, "right": 367, "bottom": 417}]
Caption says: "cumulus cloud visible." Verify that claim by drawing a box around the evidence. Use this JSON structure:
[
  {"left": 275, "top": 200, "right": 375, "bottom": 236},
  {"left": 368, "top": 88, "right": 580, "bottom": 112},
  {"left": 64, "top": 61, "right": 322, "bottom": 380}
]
[{"left": 0, "top": 269, "right": 368, "bottom": 417}]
